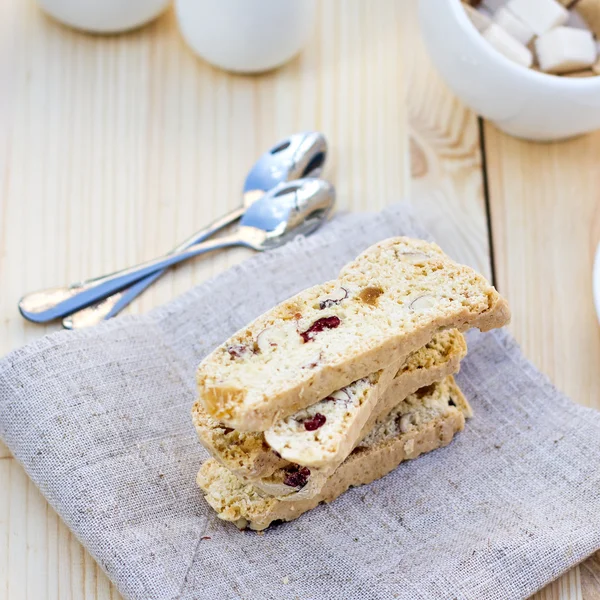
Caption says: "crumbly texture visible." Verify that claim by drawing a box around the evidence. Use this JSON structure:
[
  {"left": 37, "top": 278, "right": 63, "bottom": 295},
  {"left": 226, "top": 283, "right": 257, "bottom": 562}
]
[
  {"left": 197, "top": 376, "right": 471, "bottom": 530},
  {"left": 264, "top": 329, "right": 467, "bottom": 469},
  {"left": 191, "top": 403, "right": 289, "bottom": 479},
  {"left": 358, "top": 376, "right": 472, "bottom": 448},
  {"left": 262, "top": 369, "right": 396, "bottom": 469},
  {"left": 363, "top": 329, "right": 468, "bottom": 435},
  {"left": 196, "top": 237, "right": 509, "bottom": 431},
  {"left": 245, "top": 375, "right": 468, "bottom": 501},
  {"left": 191, "top": 330, "right": 466, "bottom": 481}
]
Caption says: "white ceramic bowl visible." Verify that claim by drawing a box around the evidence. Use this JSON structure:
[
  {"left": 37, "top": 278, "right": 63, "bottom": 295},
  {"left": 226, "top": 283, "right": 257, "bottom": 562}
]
[
  {"left": 37, "top": 0, "right": 170, "bottom": 33},
  {"left": 175, "top": 0, "right": 316, "bottom": 74},
  {"left": 418, "top": 0, "right": 600, "bottom": 141}
]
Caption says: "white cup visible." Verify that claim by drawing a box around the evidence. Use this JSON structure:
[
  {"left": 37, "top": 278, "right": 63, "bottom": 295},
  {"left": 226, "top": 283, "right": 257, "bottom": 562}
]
[
  {"left": 37, "top": 0, "right": 171, "bottom": 33},
  {"left": 418, "top": 0, "right": 600, "bottom": 141},
  {"left": 175, "top": 0, "right": 317, "bottom": 73}
]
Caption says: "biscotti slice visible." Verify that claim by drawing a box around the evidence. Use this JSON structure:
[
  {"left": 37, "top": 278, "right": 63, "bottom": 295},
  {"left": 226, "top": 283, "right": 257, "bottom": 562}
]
[
  {"left": 362, "top": 329, "right": 469, "bottom": 435},
  {"left": 191, "top": 403, "right": 289, "bottom": 479},
  {"left": 262, "top": 366, "right": 398, "bottom": 468},
  {"left": 338, "top": 237, "right": 509, "bottom": 334},
  {"left": 264, "top": 329, "right": 467, "bottom": 469},
  {"left": 197, "top": 236, "right": 509, "bottom": 431},
  {"left": 246, "top": 376, "right": 469, "bottom": 501},
  {"left": 192, "top": 330, "right": 466, "bottom": 480},
  {"left": 197, "top": 376, "right": 471, "bottom": 530}
]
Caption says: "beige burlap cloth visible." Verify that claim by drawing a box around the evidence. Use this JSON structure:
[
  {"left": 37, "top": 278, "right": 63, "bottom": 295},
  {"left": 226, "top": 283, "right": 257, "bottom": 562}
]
[{"left": 1, "top": 205, "right": 599, "bottom": 600}]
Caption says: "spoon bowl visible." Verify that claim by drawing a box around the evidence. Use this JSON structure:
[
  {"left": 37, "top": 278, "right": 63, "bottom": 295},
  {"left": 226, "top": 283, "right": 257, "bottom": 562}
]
[
  {"left": 243, "top": 132, "right": 327, "bottom": 202},
  {"left": 19, "top": 178, "right": 335, "bottom": 324},
  {"left": 239, "top": 178, "right": 335, "bottom": 249},
  {"left": 62, "top": 131, "right": 328, "bottom": 329}
]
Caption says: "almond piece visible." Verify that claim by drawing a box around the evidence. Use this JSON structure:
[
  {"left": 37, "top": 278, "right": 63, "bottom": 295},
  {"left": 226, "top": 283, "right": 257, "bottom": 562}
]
[
  {"left": 409, "top": 295, "right": 436, "bottom": 311},
  {"left": 256, "top": 324, "right": 297, "bottom": 353}
]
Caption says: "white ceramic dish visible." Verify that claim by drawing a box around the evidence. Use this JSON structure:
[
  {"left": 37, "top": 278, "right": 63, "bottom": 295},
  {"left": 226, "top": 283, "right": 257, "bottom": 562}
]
[
  {"left": 37, "top": 0, "right": 170, "bottom": 33},
  {"left": 418, "top": 0, "right": 600, "bottom": 141},
  {"left": 175, "top": 0, "right": 316, "bottom": 73},
  {"left": 594, "top": 243, "right": 600, "bottom": 324}
]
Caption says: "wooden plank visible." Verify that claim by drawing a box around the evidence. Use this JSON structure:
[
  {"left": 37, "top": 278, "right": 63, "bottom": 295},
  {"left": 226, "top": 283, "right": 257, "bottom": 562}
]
[
  {"left": 0, "top": 1, "right": 410, "bottom": 597},
  {"left": 484, "top": 124, "right": 600, "bottom": 598},
  {"left": 580, "top": 552, "right": 600, "bottom": 600},
  {"left": 0, "top": 462, "right": 8, "bottom": 600},
  {"left": 0, "top": 0, "right": 546, "bottom": 598},
  {"left": 531, "top": 567, "right": 584, "bottom": 600},
  {"left": 6, "top": 463, "right": 28, "bottom": 600},
  {"left": 405, "top": 1, "right": 491, "bottom": 279},
  {"left": 484, "top": 126, "right": 600, "bottom": 407}
]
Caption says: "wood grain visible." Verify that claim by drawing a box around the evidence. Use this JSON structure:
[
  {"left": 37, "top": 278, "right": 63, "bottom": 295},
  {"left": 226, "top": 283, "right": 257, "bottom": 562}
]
[
  {"left": 581, "top": 553, "right": 600, "bottom": 600},
  {"left": 484, "top": 124, "right": 600, "bottom": 599},
  {"left": 0, "top": 0, "right": 597, "bottom": 597},
  {"left": 0, "top": 1, "right": 432, "bottom": 597},
  {"left": 484, "top": 126, "right": 600, "bottom": 409},
  {"left": 405, "top": 1, "right": 492, "bottom": 280},
  {"left": 532, "top": 568, "right": 584, "bottom": 600}
]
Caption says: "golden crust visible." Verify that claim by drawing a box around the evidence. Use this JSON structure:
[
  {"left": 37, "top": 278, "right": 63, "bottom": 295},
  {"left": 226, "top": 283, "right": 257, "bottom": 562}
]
[
  {"left": 196, "top": 237, "right": 508, "bottom": 431},
  {"left": 191, "top": 330, "right": 467, "bottom": 482},
  {"left": 197, "top": 376, "right": 471, "bottom": 530}
]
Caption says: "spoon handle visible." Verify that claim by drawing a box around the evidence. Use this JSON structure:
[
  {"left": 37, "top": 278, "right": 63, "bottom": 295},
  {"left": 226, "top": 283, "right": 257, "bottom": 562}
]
[
  {"left": 62, "top": 205, "right": 245, "bottom": 329},
  {"left": 19, "top": 233, "right": 247, "bottom": 324}
]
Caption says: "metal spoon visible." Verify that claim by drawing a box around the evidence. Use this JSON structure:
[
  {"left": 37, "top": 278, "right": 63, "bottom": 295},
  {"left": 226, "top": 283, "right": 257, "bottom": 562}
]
[
  {"left": 19, "top": 178, "right": 335, "bottom": 324},
  {"left": 62, "top": 131, "right": 327, "bottom": 329}
]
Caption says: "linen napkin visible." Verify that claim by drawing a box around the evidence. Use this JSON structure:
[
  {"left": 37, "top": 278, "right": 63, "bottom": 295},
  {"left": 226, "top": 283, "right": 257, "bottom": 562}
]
[{"left": 1, "top": 204, "right": 599, "bottom": 600}]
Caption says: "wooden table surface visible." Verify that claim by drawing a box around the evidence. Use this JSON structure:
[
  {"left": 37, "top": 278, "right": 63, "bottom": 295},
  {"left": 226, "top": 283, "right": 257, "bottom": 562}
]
[{"left": 1, "top": 1, "right": 599, "bottom": 598}]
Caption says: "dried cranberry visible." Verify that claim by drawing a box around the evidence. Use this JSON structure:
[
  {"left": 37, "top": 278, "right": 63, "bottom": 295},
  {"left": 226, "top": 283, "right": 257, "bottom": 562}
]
[
  {"left": 283, "top": 466, "right": 311, "bottom": 488},
  {"left": 227, "top": 344, "right": 249, "bottom": 359},
  {"left": 302, "top": 359, "right": 320, "bottom": 369},
  {"left": 304, "top": 413, "right": 326, "bottom": 431},
  {"left": 300, "top": 316, "right": 341, "bottom": 343}
]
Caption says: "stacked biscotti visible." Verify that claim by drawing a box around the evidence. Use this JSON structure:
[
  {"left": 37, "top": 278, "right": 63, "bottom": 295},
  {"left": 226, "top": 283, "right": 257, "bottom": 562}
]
[{"left": 193, "top": 237, "right": 510, "bottom": 530}]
